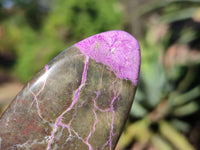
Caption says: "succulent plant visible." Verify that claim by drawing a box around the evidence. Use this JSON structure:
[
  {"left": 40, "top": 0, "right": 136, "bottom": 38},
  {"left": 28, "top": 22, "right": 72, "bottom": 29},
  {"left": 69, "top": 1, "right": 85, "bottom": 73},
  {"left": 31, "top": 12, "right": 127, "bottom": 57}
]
[{"left": 117, "top": 1, "right": 200, "bottom": 149}]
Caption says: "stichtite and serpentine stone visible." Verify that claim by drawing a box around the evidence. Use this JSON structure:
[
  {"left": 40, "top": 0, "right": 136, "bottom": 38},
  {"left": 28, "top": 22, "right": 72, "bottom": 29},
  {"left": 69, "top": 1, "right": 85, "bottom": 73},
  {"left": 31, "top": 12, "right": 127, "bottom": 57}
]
[{"left": 0, "top": 30, "right": 140, "bottom": 150}]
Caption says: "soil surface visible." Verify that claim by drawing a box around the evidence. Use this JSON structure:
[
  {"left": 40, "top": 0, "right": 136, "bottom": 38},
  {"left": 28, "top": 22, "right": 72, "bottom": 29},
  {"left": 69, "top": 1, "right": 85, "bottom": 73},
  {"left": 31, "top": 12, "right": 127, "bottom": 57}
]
[{"left": 0, "top": 82, "right": 23, "bottom": 114}]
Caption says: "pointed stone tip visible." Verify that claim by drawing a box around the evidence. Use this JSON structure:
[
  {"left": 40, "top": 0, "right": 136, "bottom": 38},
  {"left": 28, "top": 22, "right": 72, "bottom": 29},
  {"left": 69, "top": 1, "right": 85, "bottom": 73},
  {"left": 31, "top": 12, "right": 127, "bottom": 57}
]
[{"left": 75, "top": 30, "right": 141, "bottom": 85}]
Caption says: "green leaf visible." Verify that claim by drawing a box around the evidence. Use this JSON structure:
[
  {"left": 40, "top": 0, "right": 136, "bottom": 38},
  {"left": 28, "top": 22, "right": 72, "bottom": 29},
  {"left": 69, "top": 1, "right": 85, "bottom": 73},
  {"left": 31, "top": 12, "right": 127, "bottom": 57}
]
[
  {"left": 131, "top": 100, "right": 148, "bottom": 117},
  {"left": 170, "top": 119, "right": 190, "bottom": 132},
  {"left": 162, "top": 7, "right": 197, "bottom": 23},
  {"left": 117, "top": 118, "right": 151, "bottom": 149},
  {"left": 170, "top": 86, "right": 200, "bottom": 106},
  {"left": 151, "top": 134, "right": 173, "bottom": 150},
  {"left": 159, "top": 121, "right": 195, "bottom": 150},
  {"left": 172, "top": 102, "right": 199, "bottom": 117}
]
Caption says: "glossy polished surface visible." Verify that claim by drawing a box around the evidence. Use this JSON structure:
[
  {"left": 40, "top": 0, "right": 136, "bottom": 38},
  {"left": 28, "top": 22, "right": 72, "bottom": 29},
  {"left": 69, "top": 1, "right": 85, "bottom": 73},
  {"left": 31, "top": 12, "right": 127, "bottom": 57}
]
[{"left": 0, "top": 31, "right": 140, "bottom": 150}]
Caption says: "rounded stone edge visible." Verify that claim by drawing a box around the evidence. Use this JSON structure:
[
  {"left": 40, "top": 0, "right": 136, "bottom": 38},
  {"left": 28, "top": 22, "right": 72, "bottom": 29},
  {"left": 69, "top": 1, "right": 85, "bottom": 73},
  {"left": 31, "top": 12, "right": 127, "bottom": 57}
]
[{"left": 75, "top": 30, "right": 141, "bottom": 86}]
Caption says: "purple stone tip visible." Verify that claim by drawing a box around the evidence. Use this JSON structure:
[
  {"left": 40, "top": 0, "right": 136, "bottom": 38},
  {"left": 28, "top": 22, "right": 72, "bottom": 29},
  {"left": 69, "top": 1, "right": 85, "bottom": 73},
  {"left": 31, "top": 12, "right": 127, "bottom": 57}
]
[{"left": 75, "top": 30, "right": 141, "bottom": 85}]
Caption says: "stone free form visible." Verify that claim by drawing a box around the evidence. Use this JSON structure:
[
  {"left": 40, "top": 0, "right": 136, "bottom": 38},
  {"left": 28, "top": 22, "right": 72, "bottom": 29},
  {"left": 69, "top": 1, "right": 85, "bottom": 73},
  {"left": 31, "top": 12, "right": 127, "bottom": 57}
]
[{"left": 0, "top": 30, "right": 140, "bottom": 150}]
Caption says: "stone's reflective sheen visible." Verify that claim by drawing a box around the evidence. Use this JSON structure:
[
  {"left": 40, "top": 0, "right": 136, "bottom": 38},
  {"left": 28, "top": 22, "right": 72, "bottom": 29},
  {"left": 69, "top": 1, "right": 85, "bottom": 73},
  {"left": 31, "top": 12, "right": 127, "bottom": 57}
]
[{"left": 0, "top": 31, "right": 140, "bottom": 150}]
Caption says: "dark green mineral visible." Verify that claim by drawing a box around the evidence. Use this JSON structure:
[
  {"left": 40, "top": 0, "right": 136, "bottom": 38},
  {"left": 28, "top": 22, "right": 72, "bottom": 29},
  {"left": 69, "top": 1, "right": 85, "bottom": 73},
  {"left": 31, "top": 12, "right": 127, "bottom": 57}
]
[{"left": 0, "top": 31, "right": 140, "bottom": 150}]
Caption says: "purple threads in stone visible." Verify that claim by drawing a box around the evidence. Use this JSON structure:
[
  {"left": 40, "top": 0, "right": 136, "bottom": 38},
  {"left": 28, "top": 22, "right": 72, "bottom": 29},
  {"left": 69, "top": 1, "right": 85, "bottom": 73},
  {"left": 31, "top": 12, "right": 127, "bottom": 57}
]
[
  {"left": 29, "top": 65, "right": 49, "bottom": 120},
  {"left": 47, "top": 56, "right": 89, "bottom": 150},
  {"left": 0, "top": 31, "right": 140, "bottom": 150},
  {"left": 75, "top": 30, "right": 140, "bottom": 85}
]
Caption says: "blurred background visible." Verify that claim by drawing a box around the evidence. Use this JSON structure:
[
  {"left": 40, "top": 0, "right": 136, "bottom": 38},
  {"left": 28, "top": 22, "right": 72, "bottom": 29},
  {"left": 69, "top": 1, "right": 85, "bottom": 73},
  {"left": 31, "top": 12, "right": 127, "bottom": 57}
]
[{"left": 0, "top": 0, "right": 200, "bottom": 149}]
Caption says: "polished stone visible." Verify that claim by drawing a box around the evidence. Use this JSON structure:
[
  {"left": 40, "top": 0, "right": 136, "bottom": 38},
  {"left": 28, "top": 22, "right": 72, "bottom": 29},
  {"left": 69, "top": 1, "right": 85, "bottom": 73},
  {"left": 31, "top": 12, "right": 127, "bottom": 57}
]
[{"left": 0, "top": 31, "right": 140, "bottom": 150}]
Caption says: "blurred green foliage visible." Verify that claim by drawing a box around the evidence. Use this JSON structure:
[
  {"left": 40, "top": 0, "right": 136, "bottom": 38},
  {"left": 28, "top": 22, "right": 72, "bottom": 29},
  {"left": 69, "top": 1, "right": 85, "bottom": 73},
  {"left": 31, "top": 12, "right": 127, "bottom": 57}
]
[
  {"left": 0, "top": 0, "right": 123, "bottom": 82},
  {"left": 117, "top": 0, "right": 200, "bottom": 150},
  {"left": 1, "top": 0, "right": 200, "bottom": 150}
]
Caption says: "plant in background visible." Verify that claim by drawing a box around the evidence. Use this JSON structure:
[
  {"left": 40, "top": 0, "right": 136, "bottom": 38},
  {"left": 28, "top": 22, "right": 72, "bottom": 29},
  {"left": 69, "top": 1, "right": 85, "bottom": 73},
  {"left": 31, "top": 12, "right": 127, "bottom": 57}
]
[
  {"left": 0, "top": 0, "right": 123, "bottom": 82},
  {"left": 117, "top": 0, "right": 200, "bottom": 149},
  {"left": 1, "top": 0, "right": 200, "bottom": 149}
]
